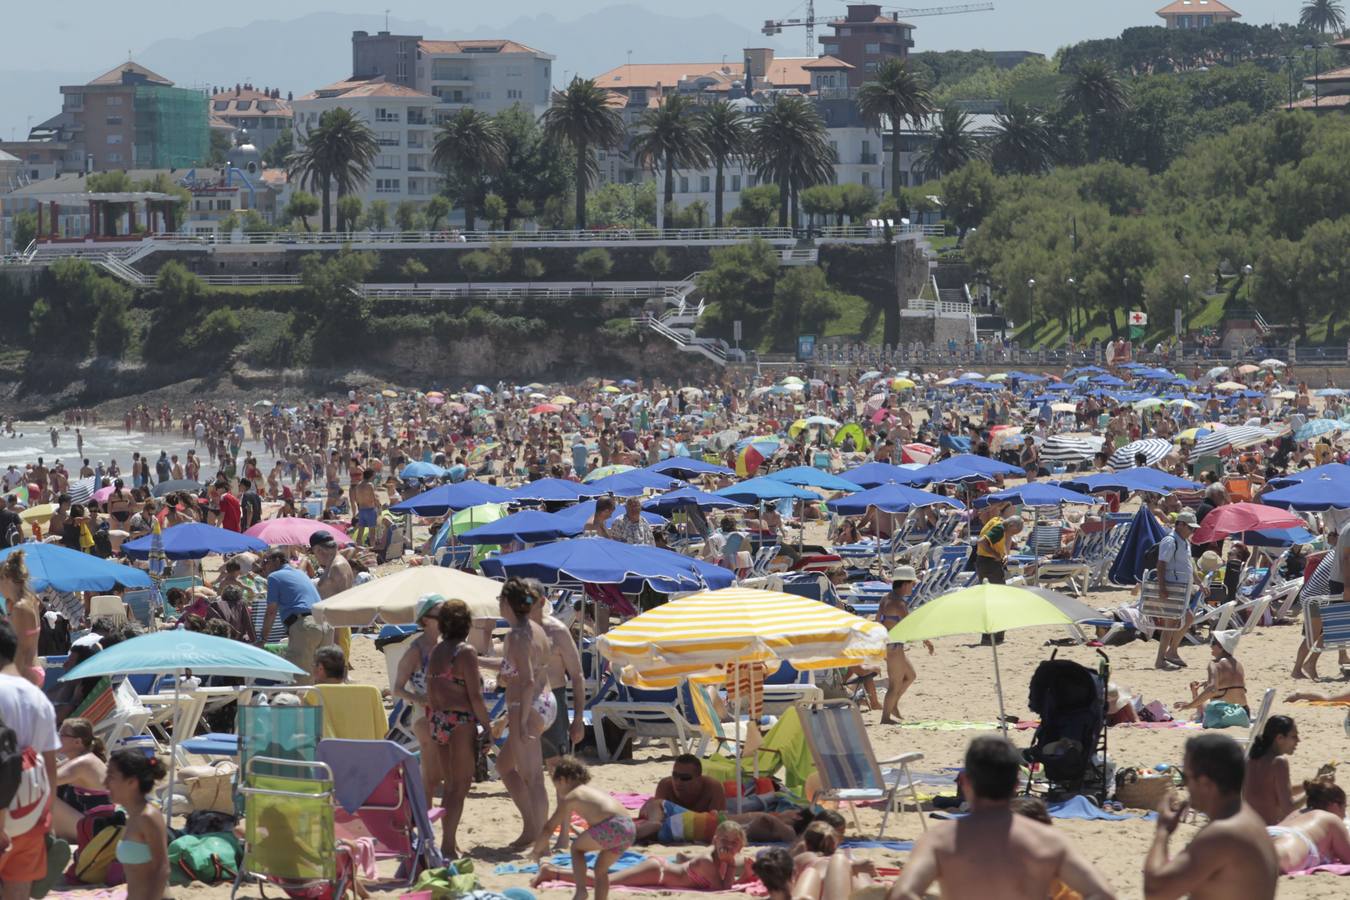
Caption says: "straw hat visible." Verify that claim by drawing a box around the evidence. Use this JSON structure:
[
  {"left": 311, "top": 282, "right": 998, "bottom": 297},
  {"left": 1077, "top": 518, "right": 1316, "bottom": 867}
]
[
  {"left": 1197, "top": 551, "right": 1223, "bottom": 575},
  {"left": 1106, "top": 682, "right": 1134, "bottom": 714}
]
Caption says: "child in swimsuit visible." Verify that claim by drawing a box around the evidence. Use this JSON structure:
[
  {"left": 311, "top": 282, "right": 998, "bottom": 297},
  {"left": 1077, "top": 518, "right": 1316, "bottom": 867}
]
[{"left": 531, "top": 756, "right": 636, "bottom": 899}]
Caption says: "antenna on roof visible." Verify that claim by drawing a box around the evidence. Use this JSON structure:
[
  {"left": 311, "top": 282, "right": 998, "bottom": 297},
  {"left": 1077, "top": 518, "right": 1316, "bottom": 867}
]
[{"left": 385, "top": 8, "right": 390, "bottom": 31}]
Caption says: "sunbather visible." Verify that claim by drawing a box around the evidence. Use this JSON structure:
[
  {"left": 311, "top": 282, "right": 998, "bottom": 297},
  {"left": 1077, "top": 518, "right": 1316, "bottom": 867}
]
[
  {"left": 1242, "top": 716, "right": 1322, "bottom": 826},
  {"left": 1174, "top": 631, "right": 1248, "bottom": 719},
  {"left": 1266, "top": 778, "right": 1350, "bottom": 873},
  {"left": 536, "top": 819, "right": 754, "bottom": 892}
]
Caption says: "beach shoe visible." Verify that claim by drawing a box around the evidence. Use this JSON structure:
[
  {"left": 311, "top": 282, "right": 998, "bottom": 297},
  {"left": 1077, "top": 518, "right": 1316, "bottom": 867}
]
[{"left": 30, "top": 835, "right": 71, "bottom": 899}]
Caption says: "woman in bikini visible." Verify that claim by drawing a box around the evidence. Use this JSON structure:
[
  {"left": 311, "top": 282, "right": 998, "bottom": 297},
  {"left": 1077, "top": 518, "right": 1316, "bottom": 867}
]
[
  {"left": 52, "top": 717, "right": 109, "bottom": 842},
  {"left": 1267, "top": 778, "right": 1350, "bottom": 874},
  {"left": 393, "top": 594, "right": 444, "bottom": 805},
  {"left": 0, "top": 551, "right": 42, "bottom": 687},
  {"left": 496, "top": 577, "right": 557, "bottom": 849},
  {"left": 106, "top": 479, "right": 133, "bottom": 530},
  {"left": 425, "top": 598, "right": 492, "bottom": 859},
  {"left": 1174, "top": 630, "right": 1248, "bottom": 718},
  {"left": 537, "top": 820, "right": 753, "bottom": 892},
  {"left": 877, "top": 567, "right": 934, "bottom": 725},
  {"left": 104, "top": 750, "right": 169, "bottom": 900}
]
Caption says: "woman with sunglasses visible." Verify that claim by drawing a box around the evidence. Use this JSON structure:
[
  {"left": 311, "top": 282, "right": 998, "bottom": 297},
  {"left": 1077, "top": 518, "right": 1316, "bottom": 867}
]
[
  {"left": 52, "top": 717, "right": 108, "bottom": 842},
  {"left": 392, "top": 594, "right": 445, "bottom": 803}
]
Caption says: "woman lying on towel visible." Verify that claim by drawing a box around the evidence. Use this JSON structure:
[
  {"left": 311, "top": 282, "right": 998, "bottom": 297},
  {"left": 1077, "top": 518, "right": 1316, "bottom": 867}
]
[
  {"left": 752, "top": 845, "right": 888, "bottom": 900},
  {"left": 534, "top": 820, "right": 754, "bottom": 891},
  {"left": 1267, "top": 778, "right": 1350, "bottom": 873}
]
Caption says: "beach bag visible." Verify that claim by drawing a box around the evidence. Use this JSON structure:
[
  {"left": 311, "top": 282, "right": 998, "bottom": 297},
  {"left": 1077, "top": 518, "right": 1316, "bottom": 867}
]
[
  {"left": 1202, "top": 701, "right": 1250, "bottom": 729},
  {"left": 180, "top": 762, "right": 238, "bottom": 814},
  {"left": 410, "top": 859, "right": 479, "bottom": 898},
  {"left": 1115, "top": 768, "right": 1175, "bottom": 810},
  {"left": 169, "top": 832, "right": 240, "bottom": 885},
  {"left": 1139, "top": 701, "right": 1173, "bottom": 723},
  {"left": 0, "top": 709, "right": 21, "bottom": 808},
  {"left": 73, "top": 819, "right": 125, "bottom": 884}
]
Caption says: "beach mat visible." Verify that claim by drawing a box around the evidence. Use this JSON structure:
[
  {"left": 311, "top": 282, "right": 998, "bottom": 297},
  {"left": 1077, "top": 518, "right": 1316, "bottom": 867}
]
[
  {"left": 894, "top": 720, "right": 999, "bottom": 731},
  {"left": 495, "top": 849, "right": 647, "bottom": 876},
  {"left": 1291, "top": 863, "right": 1350, "bottom": 876}
]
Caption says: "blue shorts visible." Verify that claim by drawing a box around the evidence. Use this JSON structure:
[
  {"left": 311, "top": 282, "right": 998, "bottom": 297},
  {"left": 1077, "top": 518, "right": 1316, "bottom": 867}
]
[{"left": 356, "top": 507, "right": 378, "bottom": 528}]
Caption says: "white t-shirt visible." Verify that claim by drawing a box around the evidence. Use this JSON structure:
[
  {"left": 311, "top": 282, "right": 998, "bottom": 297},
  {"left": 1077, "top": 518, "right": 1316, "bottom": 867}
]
[{"left": 0, "top": 672, "right": 59, "bottom": 837}]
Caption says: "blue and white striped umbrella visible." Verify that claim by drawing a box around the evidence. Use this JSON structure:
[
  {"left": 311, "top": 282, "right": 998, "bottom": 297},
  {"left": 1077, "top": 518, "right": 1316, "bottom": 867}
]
[{"left": 1295, "top": 419, "right": 1342, "bottom": 442}]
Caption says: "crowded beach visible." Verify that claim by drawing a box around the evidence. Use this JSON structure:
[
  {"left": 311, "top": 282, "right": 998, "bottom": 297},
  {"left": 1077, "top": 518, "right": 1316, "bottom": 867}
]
[{"left": 3, "top": 360, "right": 1350, "bottom": 899}]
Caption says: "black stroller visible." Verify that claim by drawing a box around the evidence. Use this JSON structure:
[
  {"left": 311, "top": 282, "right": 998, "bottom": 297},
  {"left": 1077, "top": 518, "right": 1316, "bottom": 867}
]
[{"left": 1023, "top": 649, "right": 1109, "bottom": 802}]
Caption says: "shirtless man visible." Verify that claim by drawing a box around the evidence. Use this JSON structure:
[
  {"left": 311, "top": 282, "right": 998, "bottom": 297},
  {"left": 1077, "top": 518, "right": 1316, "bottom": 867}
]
[
  {"left": 1143, "top": 733, "right": 1278, "bottom": 899},
  {"left": 528, "top": 598, "right": 585, "bottom": 768},
  {"left": 311, "top": 531, "right": 354, "bottom": 661},
  {"left": 889, "top": 735, "right": 1115, "bottom": 900},
  {"left": 350, "top": 468, "right": 379, "bottom": 545}
]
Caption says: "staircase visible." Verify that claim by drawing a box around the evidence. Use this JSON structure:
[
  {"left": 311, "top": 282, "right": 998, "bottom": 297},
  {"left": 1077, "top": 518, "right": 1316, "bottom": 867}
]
[
  {"left": 629, "top": 273, "right": 736, "bottom": 365},
  {"left": 95, "top": 253, "right": 151, "bottom": 286}
]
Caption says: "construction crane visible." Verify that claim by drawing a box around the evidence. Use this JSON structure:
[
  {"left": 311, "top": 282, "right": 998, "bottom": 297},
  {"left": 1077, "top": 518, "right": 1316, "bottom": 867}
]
[{"left": 763, "top": 3, "right": 995, "bottom": 55}]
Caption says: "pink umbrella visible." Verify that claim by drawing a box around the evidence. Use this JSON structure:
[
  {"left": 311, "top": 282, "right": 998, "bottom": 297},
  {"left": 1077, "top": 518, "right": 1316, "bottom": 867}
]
[
  {"left": 901, "top": 443, "right": 937, "bottom": 464},
  {"left": 870, "top": 408, "right": 891, "bottom": 424},
  {"left": 530, "top": 403, "right": 563, "bottom": 415},
  {"left": 1189, "top": 502, "right": 1304, "bottom": 545},
  {"left": 92, "top": 485, "right": 116, "bottom": 505},
  {"left": 245, "top": 517, "right": 353, "bottom": 547}
]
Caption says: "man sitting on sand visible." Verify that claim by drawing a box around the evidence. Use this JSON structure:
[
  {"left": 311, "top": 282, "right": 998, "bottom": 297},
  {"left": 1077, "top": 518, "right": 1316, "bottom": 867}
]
[
  {"left": 888, "top": 735, "right": 1116, "bottom": 900},
  {"left": 1143, "top": 733, "right": 1278, "bottom": 899}
]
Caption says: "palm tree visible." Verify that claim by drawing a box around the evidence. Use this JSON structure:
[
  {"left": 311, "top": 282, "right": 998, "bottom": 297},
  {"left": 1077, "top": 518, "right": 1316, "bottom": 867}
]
[
  {"left": 856, "top": 58, "right": 933, "bottom": 199},
  {"left": 539, "top": 77, "right": 625, "bottom": 230},
  {"left": 630, "top": 94, "right": 709, "bottom": 212},
  {"left": 431, "top": 108, "right": 506, "bottom": 232},
  {"left": 1059, "top": 61, "right": 1129, "bottom": 118},
  {"left": 1301, "top": 0, "right": 1346, "bottom": 33},
  {"left": 990, "top": 102, "right": 1056, "bottom": 176},
  {"left": 286, "top": 107, "right": 379, "bottom": 232},
  {"left": 914, "top": 106, "right": 983, "bottom": 182},
  {"left": 698, "top": 101, "right": 750, "bottom": 228},
  {"left": 749, "top": 95, "right": 836, "bottom": 228}
]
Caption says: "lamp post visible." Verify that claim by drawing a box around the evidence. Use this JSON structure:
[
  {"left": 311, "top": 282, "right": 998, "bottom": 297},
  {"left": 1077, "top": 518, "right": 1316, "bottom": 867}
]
[
  {"left": 1243, "top": 264, "right": 1254, "bottom": 306},
  {"left": 1066, "top": 277, "right": 1077, "bottom": 347},
  {"left": 1306, "top": 44, "right": 1323, "bottom": 108},
  {"left": 1182, "top": 273, "right": 1192, "bottom": 337},
  {"left": 1027, "top": 278, "right": 1037, "bottom": 347}
]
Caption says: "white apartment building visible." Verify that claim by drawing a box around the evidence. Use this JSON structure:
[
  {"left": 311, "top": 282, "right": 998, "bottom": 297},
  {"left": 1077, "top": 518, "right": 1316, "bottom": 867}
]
[{"left": 291, "top": 79, "right": 439, "bottom": 210}]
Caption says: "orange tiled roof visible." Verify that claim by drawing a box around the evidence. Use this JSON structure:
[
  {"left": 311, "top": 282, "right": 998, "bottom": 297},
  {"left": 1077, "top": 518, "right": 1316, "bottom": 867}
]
[
  {"left": 801, "top": 55, "right": 854, "bottom": 70},
  {"left": 596, "top": 62, "right": 742, "bottom": 90},
  {"left": 1306, "top": 64, "right": 1350, "bottom": 82},
  {"left": 1156, "top": 0, "right": 1240, "bottom": 18},
  {"left": 1287, "top": 94, "right": 1350, "bottom": 109},
  {"left": 299, "top": 79, "right": 435, "bottom": 101},
  {"left": 418, "top": 39, "right": 548, "bottom": 56},
  {"left": 87, "top": 61, "right": 173, "bottom": 87}
]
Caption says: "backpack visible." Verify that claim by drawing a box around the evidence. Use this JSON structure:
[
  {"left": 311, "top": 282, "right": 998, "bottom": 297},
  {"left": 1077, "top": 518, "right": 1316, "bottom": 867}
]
[
  {"left": 73, "top": 818, "right": 125, "bottom": 884},
  {"left": 0, "top": 709, "right": 21, "bottom": 809},
  {"left": 1141, "top": 537, "right": 1161, "bottom": 571}
]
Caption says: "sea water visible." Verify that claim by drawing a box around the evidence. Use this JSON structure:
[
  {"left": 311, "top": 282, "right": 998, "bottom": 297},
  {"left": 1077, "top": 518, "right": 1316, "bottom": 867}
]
[{"left": 0, "top": 422, "right": 271, "bottom": 473}]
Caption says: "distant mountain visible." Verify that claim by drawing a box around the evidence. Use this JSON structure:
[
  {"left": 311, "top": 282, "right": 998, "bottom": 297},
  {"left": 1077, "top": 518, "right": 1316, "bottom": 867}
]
[{"left": 0, "top": 5, "right": 787, "bottom": 140}]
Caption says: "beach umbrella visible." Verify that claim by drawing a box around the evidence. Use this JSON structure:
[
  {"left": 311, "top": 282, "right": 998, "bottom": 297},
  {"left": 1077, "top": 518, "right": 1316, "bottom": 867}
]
[
  {"left": 646, "top": 457, "right": 735, "bottom": 480},
  {"left": 508, "top": 478, "right": 602, "bottom": 503},
  {"left": 919, "top": 454, "right": 1024, "bottom": 485},
  {"left": 1261, "top": 359, "right": 1286, "bottom": 368},
  {"left": 1316, "top": 388, "right": 1347, "bottom": 398},
  {"left": 91, "top": 485, "right": 116, "bottom": 505},
  {"left": 1239, "top": 526, "right": 1317, "bottom": 547},
  {"left": 584, "top": 470, "right": 683, "bottom": 496},
  {"left": 899, "top": 443, "right": 936, "bottom": 465},
  {"left": 1212, "top": 381, "right": 1246, "bottom": 391},
  {"left": 1133, "top": 398, "right": 1165, "bottom": 410},
  {"left": 1168, "top": 399, "right": 1199, "bottom": 409},
  {"left": 61, "top": 629, "right": 306, "bottom": 818},
  {"left": 1236, "top": 364, "right": 1260, "bottom": 374},
  {"left": 123, "top": 522, "right": 268, "bottom": 560},
  {"left": 841, "top": 462, "right": 926, "bottom": 489},
  {"left": 151, "top": 479, "right": 204, "bottom": 498},
  {"left": 529, "top": 403, "right": 563, "bottom": 415},
  {"left": 551, "top": 500, "right": 668, "bottom": 529},
  {"left": 583, "top": 464, "right": 637, "bottom": 483},
  {"left": 1258, "top": 474, "right": 1350, "bottom": 511},
  {"left": 825, "top": 482, "right": 964, "bottom": 516},
  {"left": 1205, "top": 366, "right": 1231, "bottom": 380},
  {"left": 0, "top": 542, "right": 151, "bottom": 592},
  {"left": 1091, "top": 375, "right": 1126, "bottom": 387},
  {"left": 1189, "top": 425, "right": 1275, "bottom": 460},
  {"left": 716, "top": 478, "right": 818, "bottom": 503},
  {"left": 459, "top": 509, "right": 581, "bottom": 545},
  {"left": 1189, "top": 502, "right": 1304, "bottom": 545},
  {"left": 1041, "top": 435, "right": 1104, "bottom": 467},
  {"left": 889, "top": 584, "right": 1101, "bottom": 733},
  {"left": 552, "top": 395, "right": 577, "bottom": 405},
  {"left": 973, "top": 482, "right": 1104, "bottom": 508},
  {"left": 244, "top": 518, "right": 353, "bottom": 547},
  {"left": 859, "top": 371, "right": 883, "bottom": 382},
  {"left": 1108, "top": 438, "right": 1175, "bottom": 469},
  {"left": 600, "top": 385, "right": 621, "bottom": 394},
  {"left": 1064, "top": 468, "right": 1199, "bottom": 497},
  {"left": 642, "top": 487, "right": 751, "bottom": 514},
  {"left": 66, "top": 477, "right": 96, "bottom": 505},
  {"left": 479, "top": 537, "right": 734, "bottom": 594},
  {"left": 890, "top": 377, "right": 916, "bottom": 390},
  {"left": 1267, "top": 463, "right": 1350, "bottom": 489},
  {"left": 765, "top": 466, "right": 859, "bottom": 493},
  {"left": 1296, "top": 419, "right": 1342, "bottom": 442},
  {"left": 391, "top": 481, "right": 514, "bottom": 516},
  {"left": 400, "top": 461, "right": 446, "bottom": 481},
  {"left": 736, "top": 444, "right": 768, "bottom": 477},
  {"left": 428, "top": 502, "right": 508, "bottom": 559},
  {"left": 802, "top": 415, "right": 841, "bottom": 428},
  {"left": 18, "top": 504, "right": 55, "bottom": 524},
  {"left": 1108, "top": 505, "right": 1167, "bottom": 587}
]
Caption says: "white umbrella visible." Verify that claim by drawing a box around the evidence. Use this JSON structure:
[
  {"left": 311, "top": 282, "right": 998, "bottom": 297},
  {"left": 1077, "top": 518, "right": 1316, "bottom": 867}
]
[{"left": 313, "top": 566, "right": 502, "bottom": 626}]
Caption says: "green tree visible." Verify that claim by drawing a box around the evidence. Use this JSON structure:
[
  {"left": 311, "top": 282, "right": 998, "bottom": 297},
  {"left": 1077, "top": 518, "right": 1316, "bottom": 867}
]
[
  {"left": 522, "top": 257, "right": 546, "bottom": 285},
  {"left": 837, "top": 183, "right": 876, "bottom": 224},
  {"left": 695, "top": 238, "right": 779, "bottom": 340},
  {"left": 424, "top": 195, "right": 451, "bottom": 230},
  {"left": 540, "top": 78, "right": 626, "bottom": 230},
  {"left": 990, "top": 102, "right": 1056, "bottom": 175},
  {"left": 400, "top": 258, "right": 428, "bottom": 287},
  {"left": 915, "top": 105, "right": 983, "bottom": 181},
  {"left": 92, "top": 285, "right": 132, "bottom": 357},
  {"left": 650, "top": 247, "right": 674, "bottom": 279},
  {"left": 284, "top": 191, "right": 320, "bottom": 232},
  {"left": 336, "top": 195, "right": 363, "bottom": 233},
  {"left": 699, "top": 101, "right": 751, "bottom": 228},
  {"left": 87, "top": 172, "right": 133, "bottom": 192},
  {"left": 750, "top": 95, "right": 836, "bottom": 228},
  {"left": 575, "top": 247, "right": 613, "bottom": 286},
  {"left": 144, "top": 261, "right": 207, "bottom": 360},
  {"left": 1059, "top": 60, "right": 1130, "bottom": 161},
  {"left": 800, "top": 185, "right": 843, "bottom": 229},
  {"left": 394, "top": 200, "right": 421, "bottom": 232},
  {"left": 631, "top": 94, "right": 709, "bottom": 210},
  {"left": 482, "top": 193, "right": 508, "bottom": 230},
  {"left": 769, "top": 266, "right": 842, "bottom": 350},
  {"left": 481, "top": 106, "right": 572, "bottom": 229},
  {"left": 729, "top": 184, "right": 780, "bottom": 227},
  {"left": 586, "top": 181, "right": 657, "bottom": 228},
  {"left": 460, "top": 250, "right": 490, "bottom": 286},
  {"left": 295, "top": 250, "right": 377, "bottom": 360},
  {"left": 12, "top": 211, "right": 37, "bottom": 251},
  {"left": 857, "top": 59, "right": 934, "bottom": 199},
  {"left": 286, "top": 107, "right": 379, "bottom": 232},
  {"left": 208, "top": 129, "right": 233, "bottom": 166},
  {"left": 940, "top": 161, "right": 999, "bottom": 237},
  {"left": 432, "top": 108, "right": 507, "bottom": 232},
  {"left": 363, "top": 199, "right": 389, "bottom": 231},
  {"left": 189, "top": 308, "right": 244, "bottom": 360},
  {"left": 1301, "top": 0, "right": 1346, "bottom": 33},
  {"left": 262, "top": 128, "right": 294, "bottom": 168}
]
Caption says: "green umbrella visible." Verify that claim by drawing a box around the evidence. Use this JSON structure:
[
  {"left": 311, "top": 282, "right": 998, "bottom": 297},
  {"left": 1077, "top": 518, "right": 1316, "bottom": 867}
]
[{"left": 890, "top": 584, "right": 1101, "bottom": 734}]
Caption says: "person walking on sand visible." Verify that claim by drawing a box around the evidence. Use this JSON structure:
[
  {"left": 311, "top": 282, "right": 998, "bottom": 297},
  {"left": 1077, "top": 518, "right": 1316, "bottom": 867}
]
[
  {"left": 1154, "top": 510, "right": 1197, "bottom": 670},
  {"left": 888, "top": 736, "right": 1116, "bottom": 900},
  {"left": 877, "top": 566, "right": 933, "bottom": 724},
  {"left": 1143, "top": 733, "right": 1278, "bottom": 899}
]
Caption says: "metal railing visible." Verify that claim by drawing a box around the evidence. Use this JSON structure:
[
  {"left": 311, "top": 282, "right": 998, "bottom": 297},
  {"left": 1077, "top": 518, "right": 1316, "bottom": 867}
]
[{"left": 361, "top": 281, "right": 691, "bottom": 301}]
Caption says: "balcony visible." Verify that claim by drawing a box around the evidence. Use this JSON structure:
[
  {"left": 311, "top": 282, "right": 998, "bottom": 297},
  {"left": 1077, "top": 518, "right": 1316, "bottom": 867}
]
[
  {"left": 859, "top": 153, "right": 877, "bottom": 165},
  {"left": 407, "top": 113, "right": 428, "bottom": 126},
  {"left": 376, "top": 137, "right": 400, "bottom": 147}
]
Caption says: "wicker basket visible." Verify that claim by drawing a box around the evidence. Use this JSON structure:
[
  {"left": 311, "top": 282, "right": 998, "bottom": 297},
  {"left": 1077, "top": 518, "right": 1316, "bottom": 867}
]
[{"left": 1115, "top": 771, "right": 1176, "bottom": 810}]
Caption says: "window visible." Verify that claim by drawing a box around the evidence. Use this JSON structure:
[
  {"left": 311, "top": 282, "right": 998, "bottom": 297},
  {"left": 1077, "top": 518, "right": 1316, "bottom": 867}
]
[
  {"left": 679, "top": 176, "right": 689, "bottom": 193},
  {"left": 105, "top": 116, "right": 122, "bottom": 125},
  {"left": 376, "top": 131, "right": 400, "bottom": 146},
  {"left": 475, "top": 90, "right": 491, "bottom": 100},
  {"left": 861, "top": 171, "right": 870, "bottom": 186},
  {"left": 865, "top": 61, "right": 878, "bottom": 73},
  {"left": 216, "top": 199, "right": 232, "bottom": 211},
  {"left": 700, "top": 176, "right": 711, "bottom": 192},
  {"left": 375, "top": 154, "right": 399, "bottom": 170},
  {"left": 506, "top": 89, "right": 523, "bottom": 99},
  {"left": 376, "top": 178, "right": 401, "bottom": 193},
  {"left": 865, "top": 43, "right": 880, "bottom": 54},
  {"left": 107, "top": 152, "right": 122, "bottom": 163},
  {"left": 106, "top": 134, "right": 123, "bottom": 144},
  {"left": 65, "top": 93, "right": 83, "bottom": 110},
  {"left": 105, "top": 96, "right": 123, "bottom": 107},
  {"left": 375, "top": 107, "right": 400, "bottom": 122},
  {"left": 731, "top": 174, "right": 741, "bottom": 192},
  {"left": 822, "top": 43, "right": 839, "bottom": 56}
]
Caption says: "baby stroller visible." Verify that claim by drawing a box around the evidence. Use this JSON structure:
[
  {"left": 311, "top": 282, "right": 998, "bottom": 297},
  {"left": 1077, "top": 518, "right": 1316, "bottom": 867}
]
[{"left": 1023, "top": 649, "right": 1109, "bottom": 802}]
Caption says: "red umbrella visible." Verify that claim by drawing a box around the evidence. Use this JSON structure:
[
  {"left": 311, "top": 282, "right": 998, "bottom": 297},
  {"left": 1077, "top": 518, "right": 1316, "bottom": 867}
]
[
  {"left": 1189, "top": 502, "right": 1305, "bottom": 545},
  {"left": 901, "top": 443, "right": 937, "bottom": 464},
  {"left": 529, "top": 403, "right": 563, "bottom": 415}
]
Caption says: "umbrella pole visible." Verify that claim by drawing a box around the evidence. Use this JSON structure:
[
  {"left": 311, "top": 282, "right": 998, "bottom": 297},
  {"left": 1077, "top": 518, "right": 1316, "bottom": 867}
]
[
  {"left": 990, "top": 637, "right": 1009, "bottom": 737},
  {"left": 165, "top": 672, "right": 181, "bottom": 821},
  {"left": 733, "top": 679, "right": 744, "bottom": 814}
]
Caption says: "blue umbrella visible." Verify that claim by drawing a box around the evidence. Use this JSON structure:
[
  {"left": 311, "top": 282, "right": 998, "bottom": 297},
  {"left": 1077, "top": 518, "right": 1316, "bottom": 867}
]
[
  {"left": 552, "top": 500, "right": 668, "bottom": 529},
  {"left": 826, "top": 483, "right": 965, "bottom": 515},
  {"left": 646, "top": 457, "right": 735, "bottom": 479},
  {"left": 479, "top": 537, "right": 733, "bottom": 593},
  {"left": 391, "top": 481, "right": 514, "bottom": 516},
  {"left": 1260, "top": 475, "right": 1350, "bottom": 511},
  {"left": 400, "top": 461, "right": 446, "bottom": 480},
  {"left": 459, "top": 509, "right": 582, "bottom": 545},
  {"left": 1066, "top": 366, "right": 1106, "bottom": 377},
  {"left": 715, "top": 478, "right": 818, "bottom": 503},
  {"left": 919, "top": 454, "right": 1024, "bottom": 485},
  {"left": 1239, "top": 526, "right": 1317, "bottom": 547},
  {"left": 0, "top": 542, "right": 151, "bottom": 592},
  {"left": 1267, "top": 463, "right": 1350, "bottom": 490},
  {"left": 765, "top": 466, "right": 860, "bottom": 493},
  {"left": 507, "top": 478, "right": 603, "bottom": 503},
  {"left": 1063, "top": 468, "right": 1200, "bottom": 497},
  {"left": 1108, "top": 505, "right": 1166, "bottom": 587},
  {"left": 974, "top": 482, "right": 1105, "bottom": 508},
  {"left": 841, "top": 462, "right": 927, "bottom": 489},
  {"left": 122, "top": 522, "right": 269, "bottom": 560},
  {"left": 1295, "top": 419, "right": 1342, "bottom": 442},
  {"left": 584, "top": 470, "right": 683, "bottom": 496},
  {"left": 642, "top": 487, "right": 751, "bottom": 514},
  {"left": 1042, "top": 382, "right": 1075, "bottom": 391}
]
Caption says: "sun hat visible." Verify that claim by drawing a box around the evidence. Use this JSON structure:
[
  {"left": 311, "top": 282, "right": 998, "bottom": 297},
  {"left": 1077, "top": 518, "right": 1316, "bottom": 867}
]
[
  {"left": 1106, "top": 683, "right": 1134, "bottom": 714},
  {"left": 1197, "top": 550, "right": 1223, "bottom": 574},
  {"left": 415, "top": 593, "right": 446, "bottom": 622},
  {"left": 892, "top": 565, "right": 918, "bottom": 583},
  {"left": 1212, "top": 629, "right": 1241, "bottom": 655}
]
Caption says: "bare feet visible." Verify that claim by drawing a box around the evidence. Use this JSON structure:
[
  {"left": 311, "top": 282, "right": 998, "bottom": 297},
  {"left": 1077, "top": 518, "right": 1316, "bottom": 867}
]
[
  {"left": 1154, "top": 660, "right": 1179, "bottom": 671},
  {"left": 530, "top": 865, "right": 558, "bottom": 887},
  {"left": 1292, "top": 667, "right": 1308, "bottom": 680}
]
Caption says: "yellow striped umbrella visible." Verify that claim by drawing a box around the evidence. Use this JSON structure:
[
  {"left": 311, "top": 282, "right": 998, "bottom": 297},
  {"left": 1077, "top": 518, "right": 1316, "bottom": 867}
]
[{"left": 597, "top": 587, "right": 886, "bottom": 687}]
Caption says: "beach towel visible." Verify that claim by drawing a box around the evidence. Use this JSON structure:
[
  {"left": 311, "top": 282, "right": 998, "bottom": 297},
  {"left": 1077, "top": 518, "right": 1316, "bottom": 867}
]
[
  {"left": 307, "top": 685, "right": 388, "bottom": 740},
  {"left": 610, "top": 791, "right": 651, "bottom": 811},
  {"left": 1047, "top": 796, "right": 1132, "bottom": 821},
  {"left": 494, "top": 850, "right": 647, "bottom": 876},
  {"left": 1289, "top": 863, "right": 1350, "bottom": 876},
  {"left": 896, "top": 720, "right": 999, "bottom": 731}
]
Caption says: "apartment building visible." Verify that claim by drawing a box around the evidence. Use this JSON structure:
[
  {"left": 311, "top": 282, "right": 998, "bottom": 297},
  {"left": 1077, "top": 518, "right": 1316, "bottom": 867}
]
[
  {"left": 818, "top": 3, "right": 916, "bottom": 86},
  {"left": 291, "top": 79, "right": 439, "bottom": 208},
  {"left": 352, "top": 30, "right": 554, "bottom": 118},
  {"left": 209, "top": 87, "right": 293, "bottom": 154}
]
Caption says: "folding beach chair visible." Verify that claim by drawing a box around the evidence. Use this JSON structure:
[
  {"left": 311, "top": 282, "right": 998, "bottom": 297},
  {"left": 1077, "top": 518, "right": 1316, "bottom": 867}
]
[
  {"left": 121, "top": 589, "right": 158, "bottom": 628},
  {"left": 1138, "top": 571, "right": 1190, "bottom": 638},
  {"left": 1239, "top": 688, "right": 1276, "bottom": 760},
  {"left": 88, "top": 594, "right": 128, "bottom": 626},
  {"left": 591, "top": 685, "right": 702, "bottom": 762},
  {"left": 797, "top": 699, "right": 927, "bottom": 838},
  {"left": 237, "top": 691, "right": 324, "bottom": 799},
  {"left": 1303, "top": 597, "right": 1350, "bottom": 655},
  {"left": 74, "top": 677, "right": 153, "bottom": 748},
  {"left": 233, "top": 757, "right": 345, "bottom": 900}
]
